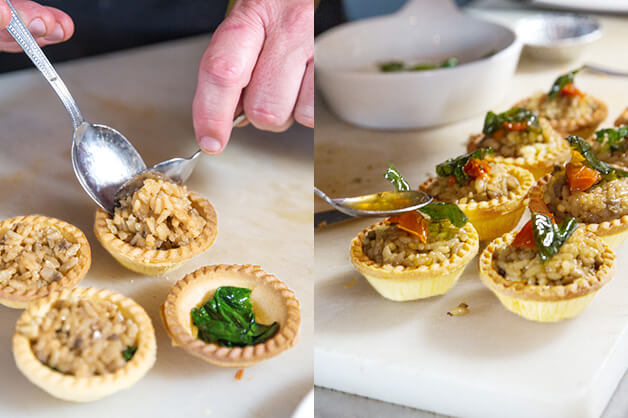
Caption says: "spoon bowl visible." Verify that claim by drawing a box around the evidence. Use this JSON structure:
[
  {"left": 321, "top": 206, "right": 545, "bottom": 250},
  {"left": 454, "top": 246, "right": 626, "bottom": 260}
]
[{"left": 314, "top": 187, "right": 433, "bottom": 217}]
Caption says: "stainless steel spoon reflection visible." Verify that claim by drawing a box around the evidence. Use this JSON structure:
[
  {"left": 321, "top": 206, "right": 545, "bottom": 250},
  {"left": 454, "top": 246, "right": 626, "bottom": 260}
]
[{"left": 314, "top": 187, "right": 433, "bottom": 217}]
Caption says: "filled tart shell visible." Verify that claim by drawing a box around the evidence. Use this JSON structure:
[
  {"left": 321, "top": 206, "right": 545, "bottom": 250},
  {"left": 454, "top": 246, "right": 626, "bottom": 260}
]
[
  {"left": 12, "top": 287, "right": 156, "bottom": 402},
  {"left": 419, "top": 164, "right": 535, "bottom": 241},
  {"left": 350, "top": 221, "right": 479, "bottom": 301},
  {"left": 161, "top": 264, "right": 301, "bottom": 368},
  {"left": 94, "top": 192, "right": 217, "bottom": 275},
  {"left": 0, "top": 215, "right": 91, "bottom": 309}
]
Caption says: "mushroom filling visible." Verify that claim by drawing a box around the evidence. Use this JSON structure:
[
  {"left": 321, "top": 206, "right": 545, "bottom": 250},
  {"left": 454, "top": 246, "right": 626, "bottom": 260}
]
[
  {"left": 17, "top": 299, "right": 138, "bottom": 377},
  {"left": 107, "top": 178, "right": 206, "bottom": 250},
  {"left": 426, "top": 163, "right": 521, "bottom": 203},
  {"left": 493, "top": 228, "right": 603, "bottom": 286},
  {"left": 0, "top": 222, "right": 79, "bottom": 290},
  {"left": 522, "top": 92, "right": 600, "bottom": 122},
  {"left": 544, "top": 170, "right": 628, "bottom": 224},
  {"left": 362, "top": 223, "right": 467, "bottom": 269}
]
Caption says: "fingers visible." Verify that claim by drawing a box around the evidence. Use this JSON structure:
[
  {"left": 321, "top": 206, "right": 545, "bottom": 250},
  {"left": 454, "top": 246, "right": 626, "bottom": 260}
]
[
  {"left": 243, "top": 3, "right": 313, "bottom": 132},
  {"left": 294, "top": 58, "right": 314, "bottom": 128},
  {"left": 192, "top": 6, "right": 265, "bottom": 154},
  {"left": 0, "top": 0, "right": 74, "bottom": 52}
]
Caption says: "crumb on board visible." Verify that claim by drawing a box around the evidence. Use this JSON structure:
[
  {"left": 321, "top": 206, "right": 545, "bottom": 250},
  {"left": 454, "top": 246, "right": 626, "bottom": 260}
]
[
  {"left": 447, "top": 302, "right": 469, "bottom": 317},
  {"left": 367, "top": 164, "right": 373, "bottom": 170},
  {"left": 344, "top": 279, "right": 357, "bottom": 289},
  {"left": 351, "top": 177, "right": 362, "bottom": 184},
  {"left": 235, "top": 368, "right": 244, "bottom": 381},
  {"left": 248, "top": 377, "right": 254, "bottom": 381}
]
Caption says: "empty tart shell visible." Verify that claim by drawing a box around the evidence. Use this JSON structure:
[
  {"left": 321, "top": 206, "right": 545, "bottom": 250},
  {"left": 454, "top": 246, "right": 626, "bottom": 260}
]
[
  {"left": 0, "top": 215, "right": 91, "bottom": 309},
  {"left": 531, "top": 174, "right": 628, "bottom": 249},
  {"left": 514, "top": 93, "right": 608, "bottom": 138},
  {"left": 467, "top": 120, "right": 570, "bottom": 180},
  {"left": 13, "top": 287, "right": 156, "bottom": 402},
  {"left": 419, "top": 164, "right": 535, "bottom": 241},
  {"left": 93, "top": 192, "right": 218, "bottom": 276},
  {"left": 479, "top": 230, "right": 615, "bottom": 322},
  {"left": 350, "top": 220, "right": 479, "bottom": 301},
  {"left": 161, "top": 264, "right": 301, "bottom": 368}
]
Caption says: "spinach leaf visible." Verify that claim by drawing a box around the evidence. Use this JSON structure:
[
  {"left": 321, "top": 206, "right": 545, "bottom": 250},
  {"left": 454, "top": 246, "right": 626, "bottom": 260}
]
[
  {"left": 419, "top": 202, "right": 468, "bottom": 228},
  {"left": 384, "top": 162, "right": 411, "bottom": 191},
  {"left": 379, "top": 61, "right": 405, "bottom": 72},
  {"left": 122, "top": 346, "right": 137, "bottom": 361},
  {"left": 482, "top": 108, "right": 541, "bottom": 136},
  {"left": 192, "top": 286, "right": 279, "bottom": 347},
  {"left": 379, "top": 57, "right": 458, "bottom": 72},
  {"left": 548, "top": 67, "right": 583, "bottom": 99},
  {"left": 532, "top": 213, "right": 577, "bottom": 262},
  {"left": 435, "top": 148, "right": 494, "bottom": 186},
  {"left": 595, "top": 126, "right": 628, "bottom": 153},
  {"left": 566, "top": 136, "right": 628, "bottom": 179}
]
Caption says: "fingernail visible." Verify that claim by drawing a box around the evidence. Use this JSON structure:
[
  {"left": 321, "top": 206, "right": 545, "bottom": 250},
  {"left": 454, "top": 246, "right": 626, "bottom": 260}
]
[
  {"left": 199, "top": 136, "right": 223, "bottom": 153},
  {"left": 45, "top": 24, "right": 64, "bottom": 42},
  {"left": 28, "top": 18, "right": 47, "bottom": 37}
]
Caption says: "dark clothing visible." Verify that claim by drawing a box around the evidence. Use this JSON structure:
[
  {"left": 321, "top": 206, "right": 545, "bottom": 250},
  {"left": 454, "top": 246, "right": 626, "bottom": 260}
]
[{"left": 0, "top": 0, "right": 229, "bottom": 72}]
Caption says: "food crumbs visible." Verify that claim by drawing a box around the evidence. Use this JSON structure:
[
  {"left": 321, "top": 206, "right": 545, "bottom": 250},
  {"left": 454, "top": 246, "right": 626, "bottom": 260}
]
[
  {"left": 447, "top": 302, "right": 469, "bottom": 317},
  {"left": 235, "top": 368, "right": 244, "bottom": 381},
  {"left": 248, "top": 377, "right": 254, "bottom": 381},
  {"left": 204, "top": 409, "right": 212, "bottom": 415},
  {"left": 344, "top": 279, "right": 357, "bottom": 289}
]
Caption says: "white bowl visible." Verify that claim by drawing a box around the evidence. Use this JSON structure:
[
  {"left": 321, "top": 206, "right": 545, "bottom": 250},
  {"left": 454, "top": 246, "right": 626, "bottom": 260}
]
[
  {"left": 315, "top": 0, "right": 522, "bottom": 130},
  {"left": 517, "top": 14, "right": 602, "bottom": 62}
]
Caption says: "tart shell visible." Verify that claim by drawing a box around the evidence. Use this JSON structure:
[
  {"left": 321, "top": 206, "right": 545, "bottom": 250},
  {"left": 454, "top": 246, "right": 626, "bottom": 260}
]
[
  {"left": 93, "top": 192, "right": 218, "bottom": 275},
  {"left": 478, "top": 230, "right": 615, "bottom": 322},
  {"left": 419, "top": 164, "right": 535, "bottom": 241},
  {"left": 514, "top": 93, "right": 608, "bottom": 138},
  {"left": 531, "top": 175, "right": 628, "bottom": 249},
  {"left": 350, "top": 221, "right": 479, "bottom": 301},
  {"left": 0, "top": 215, "right": 91, "bottom": 309},
  {"left": 12, "top": 287, "right": 156, "bottom": 402},
  {"left": 467, "top": 125, "right": 570, "bottom": 180},
  {"left": 161, "top": 264, "right": 301, "bottom": 368}
]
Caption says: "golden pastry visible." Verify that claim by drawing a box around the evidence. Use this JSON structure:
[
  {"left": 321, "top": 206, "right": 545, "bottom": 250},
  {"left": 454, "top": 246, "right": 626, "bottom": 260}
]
[
  {"left": 479, "top": 214, "right": 614, "bottom": 322},
  {"left": 420, "top": 148, "right": 535, "bottom": 241},
  {"left": 161, "top": 264, "right": 301, "bottom": 367},
  {"left": 0, "top": 215, "right": 90, "bottom": 309},
  {"left": 514, "top": 67, "right": 607, "bottom": 138},
  {"left": 467, "top": 108, "right": 569, "bottom": 179},
  {"left": 94, "top": 178, "right": 217, "bottom": 275},
  {"left": 13, "top": 287, "right": 156, "bottom": 402}
]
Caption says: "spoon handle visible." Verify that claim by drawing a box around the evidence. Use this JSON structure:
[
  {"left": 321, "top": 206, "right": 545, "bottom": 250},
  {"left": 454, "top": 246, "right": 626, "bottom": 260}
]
[{"left": 5, "top": 0, "right": 84, "bottom": 129}]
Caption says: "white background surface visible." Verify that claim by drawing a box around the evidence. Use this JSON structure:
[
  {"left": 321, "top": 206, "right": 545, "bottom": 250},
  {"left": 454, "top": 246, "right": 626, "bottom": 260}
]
[
  {"left": 314, "top": 8, "right": 628, "bottom": 418},
  {"left": 0, "top": 36, "right": 313, "bottom": 418}
]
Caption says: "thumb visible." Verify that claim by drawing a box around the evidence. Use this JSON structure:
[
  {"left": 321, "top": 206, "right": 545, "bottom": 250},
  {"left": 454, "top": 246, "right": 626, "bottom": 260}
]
[{"left": 0, "top": 1, "right": 11, "bottom": 30}]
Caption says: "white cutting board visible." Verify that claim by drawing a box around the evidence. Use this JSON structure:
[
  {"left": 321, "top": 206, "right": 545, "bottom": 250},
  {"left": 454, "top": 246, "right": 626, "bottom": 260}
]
[
  {"left": 314, "top": 14, "right": 628, "bottom": 418},
  {"left": 0, "top": 36, "right": 312, "bottom": 418}
]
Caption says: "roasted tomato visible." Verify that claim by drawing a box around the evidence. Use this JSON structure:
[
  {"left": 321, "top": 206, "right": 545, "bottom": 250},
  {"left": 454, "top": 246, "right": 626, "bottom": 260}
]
[
  {"left": 559, "top": 83, "right": 584, "bottom": 98},
  {"left": 463, "top": 158, "right": 491, "bottom": 179},
  {"left": 565, "top": 162, "right": 601, "bottom": 192},
  {"left": 388, "top": 211, "right": 428, "bottom": 243},
  {"left": 512, "top": 219, "right": 536, "bottom": 249}
]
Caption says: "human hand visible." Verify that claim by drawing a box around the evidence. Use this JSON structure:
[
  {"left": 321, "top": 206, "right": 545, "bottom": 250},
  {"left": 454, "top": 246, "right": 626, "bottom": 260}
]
[
  {"left": 193, "top": 0, "right": 314, "bottom": 154},
  {"left": 0, "top": 0, "right": 73, "bottom": 52}
]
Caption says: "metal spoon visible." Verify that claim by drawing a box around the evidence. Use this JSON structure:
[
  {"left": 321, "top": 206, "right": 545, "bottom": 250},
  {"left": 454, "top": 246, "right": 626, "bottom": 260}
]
[
  {"left": 5, "top": 0, "right": 145, "bottom": 214},
  {"left": 148, "top": 114, "right": 248, "bottom": 184},
  {"left": 314, "top": 187, "right": 433, "bottom": 217}
]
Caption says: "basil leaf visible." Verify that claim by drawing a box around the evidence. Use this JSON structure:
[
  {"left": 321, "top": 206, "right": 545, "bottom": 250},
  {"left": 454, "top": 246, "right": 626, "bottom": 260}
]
[
  {"left": 566, "top": 136, "right": 628, "bottom": 179},
  {"left": 379, "top": 61, "right": 405, "bottom": 72},
  {"left": 482, "top": 108, "right": 541, "bottom": 136},
  {"left": 440, "top": 57, "right": 458, "bottom": 68},
  {"left": 122, "top": 346, "right": 137, "bottom": 361},
  {"left": 384, "top": 162, "right": 411, "bottom": 191},
  {"left": 595, "top": 127, "right": 628, "bottom": 153},
  {"left": 531, "top": 213, "right": 577, "bottom": 262},
  {"left": 548, "top": 67, "right": 583, "bottom": 99},
  {"left": 192, "top": 286, "right": 279, "bottom": 347},
  {"left": 419, "top": 202, "right": 468, "bottom": 228},
  {"left": 435, "top": 148, "right": 494, "bottom": 186}
]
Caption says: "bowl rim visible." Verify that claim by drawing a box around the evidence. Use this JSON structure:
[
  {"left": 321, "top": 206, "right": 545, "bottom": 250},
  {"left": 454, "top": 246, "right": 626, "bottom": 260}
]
[{"left": 315, "top": 12, "right": 521, "bottom": 78}]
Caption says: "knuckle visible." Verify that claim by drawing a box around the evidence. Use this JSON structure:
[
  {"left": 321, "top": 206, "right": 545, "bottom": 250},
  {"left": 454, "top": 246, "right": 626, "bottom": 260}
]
[
  {"left": 199, "top": 55, "right": 246, "bottom": 88},
  {"left": 247, "top": 105, "right": 288, "bottom": 128}
]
